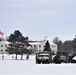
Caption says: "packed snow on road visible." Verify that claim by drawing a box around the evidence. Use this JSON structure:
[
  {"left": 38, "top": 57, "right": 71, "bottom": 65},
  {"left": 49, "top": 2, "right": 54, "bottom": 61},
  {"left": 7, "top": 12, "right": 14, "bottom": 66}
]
[{"left": 0, "top": 54, "right": 76, "bottom": 75}]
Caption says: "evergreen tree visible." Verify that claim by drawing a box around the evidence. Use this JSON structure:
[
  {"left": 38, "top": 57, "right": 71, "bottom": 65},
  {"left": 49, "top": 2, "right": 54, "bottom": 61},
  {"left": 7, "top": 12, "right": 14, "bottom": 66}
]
[
  {"left": 44, "top": 41, "right": 51, "bottom": 53},
  {"left": 7, "top": 30, "right": 30, "bottom": 60}
]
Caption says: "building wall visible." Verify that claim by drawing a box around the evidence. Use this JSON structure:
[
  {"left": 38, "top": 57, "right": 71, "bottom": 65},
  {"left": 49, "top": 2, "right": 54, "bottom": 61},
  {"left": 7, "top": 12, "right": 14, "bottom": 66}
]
[
  {"left": 0, "top": 41, "right": 10, "bottom": 54},
  {"left": 0, "top": 40, "right": 57, "bottom": 54},
  {"left": 29, "top": 40, "right": 57, "bottom": 54},
  {"left": 50, "top": 44, "right": 57, "bottom": 54}
]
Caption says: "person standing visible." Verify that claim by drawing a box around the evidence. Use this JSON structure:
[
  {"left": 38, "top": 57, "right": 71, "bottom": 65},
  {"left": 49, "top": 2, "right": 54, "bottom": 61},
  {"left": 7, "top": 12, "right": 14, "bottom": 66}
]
[
  {"left": 26, "top": 53, "right": 29, "bottom": 60},
  {"left": 2, "top": 53, "right": 4, "bottom": 60}
]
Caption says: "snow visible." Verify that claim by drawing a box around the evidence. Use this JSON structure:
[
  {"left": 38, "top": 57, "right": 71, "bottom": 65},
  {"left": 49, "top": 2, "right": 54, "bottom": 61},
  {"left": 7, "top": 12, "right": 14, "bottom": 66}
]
[
  {"left": 0, "top": 41, "right": 10, "bottom": 44},
  {"left": 0, "top": 54, "right": 76, "bottom": 75},
  {"left": 73, "top": 56, "right": 76, "bottom": 60},
  {"left": 29, "top": 42, "right": 40, "bottom": 45}
]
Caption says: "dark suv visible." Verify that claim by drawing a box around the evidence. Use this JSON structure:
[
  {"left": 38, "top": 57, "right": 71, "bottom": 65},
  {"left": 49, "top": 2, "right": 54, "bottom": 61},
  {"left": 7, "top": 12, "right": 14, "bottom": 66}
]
[{"left": 35, "top": 51, "right": 51, "bottom": 64}]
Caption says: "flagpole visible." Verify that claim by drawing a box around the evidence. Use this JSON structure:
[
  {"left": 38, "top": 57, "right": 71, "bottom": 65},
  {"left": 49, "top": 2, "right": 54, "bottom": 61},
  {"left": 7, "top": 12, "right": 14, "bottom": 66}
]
[{"left": 0, "top": 31, "right": 4, "bottom": 41}]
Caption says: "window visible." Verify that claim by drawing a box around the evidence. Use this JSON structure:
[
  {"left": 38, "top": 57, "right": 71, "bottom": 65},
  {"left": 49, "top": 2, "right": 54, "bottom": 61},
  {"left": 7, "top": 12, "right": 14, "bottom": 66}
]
[
  {"left": 31, "top": 50, "right": 32, "bottom": 52},
  {"left": 34, "top": 45, "right": 36, "bottom": 48},
  {"left": 1, "top": 49, "right": 3, "bottom": 52},
  {"left": 1, "top": 45, "right": 3, "bottom": 47},
  {"left": 39, "top": 50, "right": 41, "bottom": 52},
  {"left": 5, "top": 50, "right": 7, "bottom": 51},
  {"left": 39, "top": 45, "right": 41, "bottom": 47},
  {"left": 52, "top": 45, "right": 56, "bottom": 48}
]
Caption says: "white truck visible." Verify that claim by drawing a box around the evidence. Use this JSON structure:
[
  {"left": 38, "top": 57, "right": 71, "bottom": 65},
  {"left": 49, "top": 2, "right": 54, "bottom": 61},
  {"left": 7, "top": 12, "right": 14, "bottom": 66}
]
[{"left": 35, "top": 51, "right": 52, "bottom": 64}]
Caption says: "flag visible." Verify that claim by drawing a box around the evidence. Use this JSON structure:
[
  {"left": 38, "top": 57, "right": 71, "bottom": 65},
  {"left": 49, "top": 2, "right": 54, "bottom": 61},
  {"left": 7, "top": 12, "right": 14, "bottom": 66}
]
[{"left": 0, "top": 31, "right": 4, "bottom": 35}]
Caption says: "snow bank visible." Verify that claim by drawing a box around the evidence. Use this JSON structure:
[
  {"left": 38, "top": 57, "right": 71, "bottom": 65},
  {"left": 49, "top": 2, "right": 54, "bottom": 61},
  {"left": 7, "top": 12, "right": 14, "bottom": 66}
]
[{"left": 0, "top": 54, "right": 76, "bottom": 75}]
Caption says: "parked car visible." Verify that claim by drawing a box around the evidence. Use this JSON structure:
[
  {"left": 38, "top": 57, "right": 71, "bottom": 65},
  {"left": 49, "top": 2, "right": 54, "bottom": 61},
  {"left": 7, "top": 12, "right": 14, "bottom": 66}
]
[{"left": 53, "top": 52, "right": 68, "bottom": 64}]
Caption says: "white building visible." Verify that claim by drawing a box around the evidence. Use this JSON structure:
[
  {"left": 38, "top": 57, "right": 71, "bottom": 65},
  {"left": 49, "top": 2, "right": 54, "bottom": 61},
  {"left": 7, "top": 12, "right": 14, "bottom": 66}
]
[
  {"left": 29, "top": 40, "right": 57, "bottom": 54},
  {"left": 0, "top": 41, "right": 10, "bottom": 54},
  {"left": 0, "top": 40, "right": 57, "bottom": 54}
]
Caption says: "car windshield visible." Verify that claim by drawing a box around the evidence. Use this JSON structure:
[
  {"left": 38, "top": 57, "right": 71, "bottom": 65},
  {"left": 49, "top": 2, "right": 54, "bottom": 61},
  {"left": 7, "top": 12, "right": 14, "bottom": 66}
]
[
  {"left": 40, "top": 51, "right": 49, "bottom": 54},
  {"left": 39, "top": 55, "right": 49, "bottom": 57}
]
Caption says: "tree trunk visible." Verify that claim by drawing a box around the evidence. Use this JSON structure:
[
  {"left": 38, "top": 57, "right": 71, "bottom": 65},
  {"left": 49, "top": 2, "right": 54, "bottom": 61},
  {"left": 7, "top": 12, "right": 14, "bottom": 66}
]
[
  {"left": 21, "top": 54, "right": 23, "bottom": 60},
  {"left": 15, "top": 54, "right": 17, "bottom": 60},
  {"left": 2, "top": 53, "right": 4, "bottom": 60}
]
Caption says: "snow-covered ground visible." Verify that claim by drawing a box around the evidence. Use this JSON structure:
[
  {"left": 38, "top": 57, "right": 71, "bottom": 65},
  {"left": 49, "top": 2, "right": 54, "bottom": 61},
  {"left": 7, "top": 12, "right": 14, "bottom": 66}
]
[{"left": 0, "top": 54, "right": 76, "bottom": 75}]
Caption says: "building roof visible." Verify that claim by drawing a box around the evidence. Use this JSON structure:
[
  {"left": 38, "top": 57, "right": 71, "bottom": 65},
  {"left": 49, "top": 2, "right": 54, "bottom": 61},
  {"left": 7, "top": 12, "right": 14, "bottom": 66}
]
[
  {"left": 0, "top": 41, "right": 11, "bottom": 44},
  {"left": 29, "top": 42, "right": 40, "bottom": 45},
  {"left": 29, "top": 40, "right": 57, "bottom": 46},
  {"left": 49, "top": 41, "right": 57, "bottom": 45}
]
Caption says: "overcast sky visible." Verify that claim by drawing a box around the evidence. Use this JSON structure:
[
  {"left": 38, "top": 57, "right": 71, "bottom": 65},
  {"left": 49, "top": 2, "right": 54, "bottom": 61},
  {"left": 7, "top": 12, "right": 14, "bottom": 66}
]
[{"left": 0, "top": 0, "right": 76, "bottom": 41}]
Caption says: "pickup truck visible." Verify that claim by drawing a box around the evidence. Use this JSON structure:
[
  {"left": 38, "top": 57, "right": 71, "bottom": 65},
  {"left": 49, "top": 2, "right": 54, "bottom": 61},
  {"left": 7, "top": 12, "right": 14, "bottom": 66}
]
[{"left": 35, "top": 51, "right": 52, "bottom": 64}]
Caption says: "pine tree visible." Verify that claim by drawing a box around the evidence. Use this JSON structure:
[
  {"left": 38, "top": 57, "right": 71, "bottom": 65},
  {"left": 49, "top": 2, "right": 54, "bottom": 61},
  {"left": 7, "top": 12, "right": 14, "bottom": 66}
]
[
  {"left": 7, "top": 30, "right": 30, "bottom": 60},
  {"left": 44, "top": 41, "right": 51, "bottom": 53}
]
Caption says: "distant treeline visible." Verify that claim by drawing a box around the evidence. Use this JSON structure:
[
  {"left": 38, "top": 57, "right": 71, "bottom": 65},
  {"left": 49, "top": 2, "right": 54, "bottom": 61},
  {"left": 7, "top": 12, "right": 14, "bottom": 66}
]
[{"left": 53, "top": 37, "right": 76, "bottom": 54}]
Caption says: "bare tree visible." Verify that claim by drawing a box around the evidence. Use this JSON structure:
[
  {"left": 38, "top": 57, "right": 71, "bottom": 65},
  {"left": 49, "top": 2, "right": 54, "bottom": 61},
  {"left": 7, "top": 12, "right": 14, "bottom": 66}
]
[
  {"left": 53, "top": 37, "right": 59, "bottom": 44},
  {"left": 53, "top": 37, "right": 63, "bottom": 51}
]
